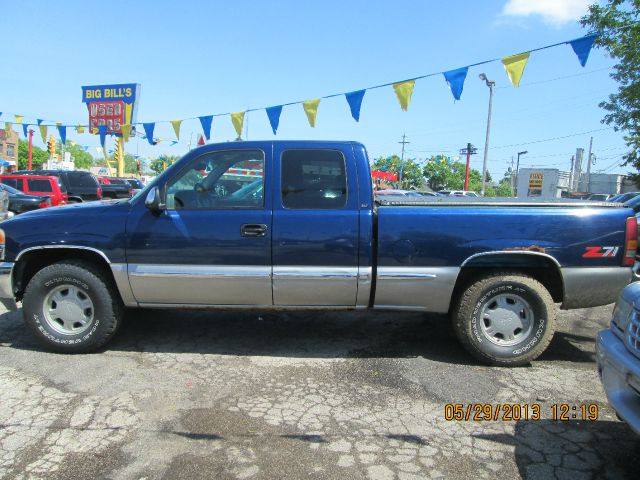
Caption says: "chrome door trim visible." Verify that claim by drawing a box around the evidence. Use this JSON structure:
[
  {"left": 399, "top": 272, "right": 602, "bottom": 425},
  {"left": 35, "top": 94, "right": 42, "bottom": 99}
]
[
  {"left": 128, "top": 264, "right": 272, "bottom": 279},
  {"left": 375, "top": 266, "right": 460, "bottom": 313},
  {"left": 273, "top": 266, "right": 358, "bottom": 306},
  {"left": 272, "top": 266, "right": 358, "bottom": 279}
]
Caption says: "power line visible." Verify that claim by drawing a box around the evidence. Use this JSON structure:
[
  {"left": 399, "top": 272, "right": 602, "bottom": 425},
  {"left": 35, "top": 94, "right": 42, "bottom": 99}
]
[{"left": 491, "top": 127, "right": 613, "bottom": 149}]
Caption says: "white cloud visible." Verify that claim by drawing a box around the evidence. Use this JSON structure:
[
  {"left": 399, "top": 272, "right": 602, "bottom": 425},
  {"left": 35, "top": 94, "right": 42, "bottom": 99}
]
[{"left": 502, "top": 0, "right": 591, "bottom": 25}]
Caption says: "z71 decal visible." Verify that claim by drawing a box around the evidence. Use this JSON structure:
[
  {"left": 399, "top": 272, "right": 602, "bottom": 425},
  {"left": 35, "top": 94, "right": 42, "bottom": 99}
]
[{"left": 582, "top": 246, "right": 620, "bottom": 258}]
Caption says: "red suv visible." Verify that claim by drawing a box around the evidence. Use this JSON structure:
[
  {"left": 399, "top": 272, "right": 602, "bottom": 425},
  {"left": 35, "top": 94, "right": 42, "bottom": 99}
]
[{"left": 0, "top": 175, "right": 68, "bottom": 206}]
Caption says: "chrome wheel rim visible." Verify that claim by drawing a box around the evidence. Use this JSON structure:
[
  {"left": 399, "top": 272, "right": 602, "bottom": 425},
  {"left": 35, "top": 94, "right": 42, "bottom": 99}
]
[
  {"left": 479, "top": 293, "right": 534, "bottom": 347},
  {"left": 43, "top": 284, "right": 94, "bottom": 335}
]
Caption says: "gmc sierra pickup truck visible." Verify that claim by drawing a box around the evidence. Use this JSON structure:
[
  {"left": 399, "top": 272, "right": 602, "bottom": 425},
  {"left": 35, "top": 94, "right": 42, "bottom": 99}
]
[{"left": 0, "top": 141, "right": 636, "bottom": 365}]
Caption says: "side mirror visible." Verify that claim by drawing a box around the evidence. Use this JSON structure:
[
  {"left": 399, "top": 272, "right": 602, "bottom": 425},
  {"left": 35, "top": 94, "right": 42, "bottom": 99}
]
[{"left": 145, "top": 187, "right": 165, "bottom": 212}]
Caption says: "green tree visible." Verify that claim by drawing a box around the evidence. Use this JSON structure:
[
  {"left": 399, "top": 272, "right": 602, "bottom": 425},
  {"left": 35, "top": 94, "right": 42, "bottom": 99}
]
[
  {"left": 581, "top": 1, "right": 640, "bottom": 179},
  {"left": 58, "top": 142, "right": 95, "bottom": 169},
  {"left": 149, "top": 154, "right": 180, "bottom": 175},
  {"left": 422, "top": 155, "right": 483, "bottom": 192},
  {"left": 17, "top": 139, "right": 48, "bottom": 170},
  {"left": 372, "top": 155, "right": 424, "bottom": 189}
]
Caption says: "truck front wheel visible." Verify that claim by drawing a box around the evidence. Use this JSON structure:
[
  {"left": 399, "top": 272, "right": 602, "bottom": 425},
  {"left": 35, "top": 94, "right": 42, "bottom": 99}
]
[
  {"left": 452, "top": 272, "right": 556, "bottom": 366},
  {"left": 22, "top": 261, "right": 123, "bottom": 353}
]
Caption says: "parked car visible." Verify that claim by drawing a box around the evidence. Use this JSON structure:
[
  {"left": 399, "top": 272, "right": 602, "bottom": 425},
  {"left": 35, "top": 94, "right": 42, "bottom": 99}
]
[
  {"left": 623, "top": 195, "right": 640, "bottom": 214},
  {"left": 0, "top": 140, "right": 635, "bottom": 367},
  {"left": 0, "top": 183, "right": 51, "bottom": 215},
  {"left": 97, "top": 177, "right": 133, "bottom": 199},
  {"left": 375, "top": 189, "right": 425, "bottom": 198},
  {"left": 15, "top": 170, "right": 102, "bottom": 202},
  {"left": 437, "top": 190, "right": 480, "bottom": 197},
  {"left": 587, "top": 193, "right": 615, "bottom": 201},
  {"left": 0, "top": 174, "right": 68, "bottom": 206},
  {"left": 611, "top": 192, "right": 640, "bottom": 203},
  {"left": 124, "top": 178, "right": 145, "bottom": 196},
  {"left": 597, "top": 281, "right": 640, "bottom": 435}
]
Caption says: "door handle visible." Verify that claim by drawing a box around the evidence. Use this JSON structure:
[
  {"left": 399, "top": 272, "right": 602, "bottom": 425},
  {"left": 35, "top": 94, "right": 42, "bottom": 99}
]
[{"left": 241, "top": 223, "right": 268, "bottom": 237}]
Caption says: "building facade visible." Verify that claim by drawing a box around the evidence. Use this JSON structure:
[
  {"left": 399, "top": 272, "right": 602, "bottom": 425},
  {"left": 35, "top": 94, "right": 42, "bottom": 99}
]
[{"left": 0, "top": 128, "right": 19, "bottom": 167}]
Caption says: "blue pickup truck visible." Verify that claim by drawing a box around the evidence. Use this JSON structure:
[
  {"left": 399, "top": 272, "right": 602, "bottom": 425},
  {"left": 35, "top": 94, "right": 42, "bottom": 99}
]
[{"left": 0, "top": 141, "right": 636, "bottom": 366}]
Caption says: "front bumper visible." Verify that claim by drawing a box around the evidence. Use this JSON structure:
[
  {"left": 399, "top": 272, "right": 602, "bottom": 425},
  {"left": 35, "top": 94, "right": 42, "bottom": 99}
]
[
  {"left": 0, "top": 262, "right": 17, "bottom": 311},
  {"left": 597, "top": 329, "right": 640, "bottom": 435}
]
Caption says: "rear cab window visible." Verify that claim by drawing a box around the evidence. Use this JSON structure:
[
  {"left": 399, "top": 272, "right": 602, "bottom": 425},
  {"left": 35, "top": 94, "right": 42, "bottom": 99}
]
[
  {"left": 27, "top": 179, "right": 53, "bottom": 192},
  {"left": 68, "top": 173, "right": 99, "bottom": 188},
  {"left": 281, "top": 150, "right": 347, "bottom": 209}
]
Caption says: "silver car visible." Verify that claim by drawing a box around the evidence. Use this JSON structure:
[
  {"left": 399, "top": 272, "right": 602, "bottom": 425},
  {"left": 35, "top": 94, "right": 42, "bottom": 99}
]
[{"left": 597, "top": 281, "right": 640, "bottom": 434}]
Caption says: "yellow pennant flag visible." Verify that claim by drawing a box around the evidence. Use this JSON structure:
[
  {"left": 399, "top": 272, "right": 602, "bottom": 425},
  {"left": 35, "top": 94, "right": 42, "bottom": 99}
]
[
  {"left": 76, "top": 125, "right": 85, "bottom": 134},
  {"left": 303, "top": 99, "right": 321, "bottom": 127},
  {"left": 502, "top": 52, "right": 530, "bottom": 87},
  {"left": 70, "top": 141, "right": 76, "bottom": 146},
  {"left": 393, "top": 80, "right": 415, "bottom": 111},
  {"left": 121, "top": 124, "right": 132, "bottom": 142},
  {"left": 231, "top": 112, "right": 245, "bottom": 138},
  {"left": 5, "top": 122, "right": 12, "bottom": 134},
  {"left": 14, "top": 115, "right": 23, "bottom": 124},
  {"left": 39, "top": 125, "right": 47, "bottom": 143},
  {"left": 171, "top": 120, "right": 182, "bottom": 140}
]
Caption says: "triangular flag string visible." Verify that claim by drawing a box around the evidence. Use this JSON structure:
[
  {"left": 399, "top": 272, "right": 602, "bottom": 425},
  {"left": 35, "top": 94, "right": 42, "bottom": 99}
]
[
  {"left": 303, "top": 99, "right": 320, "bottom": 128},
  {"left": 393, "top": 80, "right": 415, "bottom": 111},
  {"left": 569, "top": 34, "right": 597, "bottom": 67},
  {"left": 171, "top": 119, "right": 182, "bottom": 140},
  {"left": 199, "top": 115, "right": 213, "bottom": 140},
  {"left": 443, "top": 67, "right": 468, "bottom": 101},
  {"left": 345, "top": 90, "right": 365, "bottom": 122},
  {"left": 230, "top": 112, "right": 245, "bottom": 138},
  {"left": 143, "top": 123, "right": 155, "bottom": 145},
  {"left": 265, "top": 106, "right": 282, "bottom": 135}
]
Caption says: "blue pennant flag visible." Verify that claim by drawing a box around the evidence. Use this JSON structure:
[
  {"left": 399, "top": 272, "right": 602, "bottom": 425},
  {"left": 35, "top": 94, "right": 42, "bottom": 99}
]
[
  {"left": 22, "top": 124, "right": 29, "bottom": 138},
  {"left": 569, "top": 34, "right": 597, "bottom": 67},
  {"left": 198, "top": 115, "right": 213, "bottom": 140},
  {"left": 170, "top": 141, "right": 178, "bottom": 146},
  {"left": 57, "top": 125, "right": 66, "bottom": 145},
  {"left": 0, "top": 112, "right": 2, "bottom": 119},
  {"left": 265, "top": 106, "right": 282, "bottom": 135},
  {"left": 143, "top": 123, "right": 155, "bottom": 145},
  {"left": 83, "top": 146, "right": 89, "bottom": 151},
  {"left": 443, "top": 67, "right": 469, "bottom": 101},
  {"left": 36, "top": 119, "right": 43, "bottom": 125},
  {"left": 345, "top": 90, "right": 366, "bottom": 122},
  {"left": 97, "top": 125, "right": 108, "bottom": 146}
]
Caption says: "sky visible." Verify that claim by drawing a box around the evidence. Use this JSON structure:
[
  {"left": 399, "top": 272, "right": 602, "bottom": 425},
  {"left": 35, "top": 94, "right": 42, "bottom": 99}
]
[{"left": 0, "top": 0, "right": 630, "bottom": 178}]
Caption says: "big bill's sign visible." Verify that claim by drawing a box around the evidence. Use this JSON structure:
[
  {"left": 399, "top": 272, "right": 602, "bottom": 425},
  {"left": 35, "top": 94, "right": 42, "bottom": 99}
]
[{"left": 81, "top": 84, "right": 140, "bottom": 135}]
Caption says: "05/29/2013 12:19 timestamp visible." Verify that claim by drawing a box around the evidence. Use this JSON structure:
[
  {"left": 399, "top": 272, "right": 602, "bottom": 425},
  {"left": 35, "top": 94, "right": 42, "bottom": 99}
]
[{"left": 444, "top": 403, "right": 599, "bottom": 422}]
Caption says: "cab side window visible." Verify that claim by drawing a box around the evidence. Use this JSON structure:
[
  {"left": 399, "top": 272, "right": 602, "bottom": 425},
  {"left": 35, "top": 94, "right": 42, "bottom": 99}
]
[
  {"left": 281, "top": 150, "right": 347, "bottom": 209},
  {"left": 166, "top": 150, "right": 265, "bottom": 210}
]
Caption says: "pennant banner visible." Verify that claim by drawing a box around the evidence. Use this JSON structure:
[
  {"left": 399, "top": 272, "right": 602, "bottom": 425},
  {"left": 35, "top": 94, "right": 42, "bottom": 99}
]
[
  {"left": 502, "top": 52, "right": 530, "bottom": 87},
  {"left": 97, "top": 125, "right": 108, "bottom": 146},
  {"left": 443, "top": 67, "right": 468, "bottom": 101},
  {"left": 76, "top": 124, "right": 85, "bottom": 134},
  {"left": 39, "top": 125, "right": 47, "bottom": 143},
  {"left": 569, "top": 34, "right": 596, "bottom": 67},
  {"left": 171, "top": 119, "right": 182, "bottom": 140},
  {"left": 393, "top": 80, "right": 415, "bottom": 111},
  {"left": 57, "top": 125, "right": 66, "bottom": 145},
  {"left": 266, "top": 106, "right": 282, "bottom": 135},
  {"left": 199, "top": 115, "right": 213, "bottom": 140},
  {"left": 22, "top": 124, "right": 29, "bottom": 138},
  {"left": 345, "top": 90, "right": 365, "bottom": 122},
  {"left": 231, "top": 112, "right": 245, "bottom": 138},
  {"left": 121, "top": 124, "right": 132, "bottom": 142},
  {"left": 143, "top": 123, "right": 155, "bottom": 145},
  {"left": 14, "top": 115, "right": 23, "bottom": 124},
  {"left": 37, "top": 119, "right": 43, "bottom": 125},
  {"left": 303, "top": 99, "right": 320, "bottom": 127}
]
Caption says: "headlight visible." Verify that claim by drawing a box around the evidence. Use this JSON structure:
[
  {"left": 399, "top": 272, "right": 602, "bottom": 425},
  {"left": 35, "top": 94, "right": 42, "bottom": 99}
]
[{"left": 612, "top": 296, "right": 633, "bottom": 335}]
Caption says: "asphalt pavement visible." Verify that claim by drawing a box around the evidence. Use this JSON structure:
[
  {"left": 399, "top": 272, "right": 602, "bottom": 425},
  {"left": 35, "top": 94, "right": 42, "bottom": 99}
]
[{"left": 0, "top": 304, "right": 639, "bottom": 479}]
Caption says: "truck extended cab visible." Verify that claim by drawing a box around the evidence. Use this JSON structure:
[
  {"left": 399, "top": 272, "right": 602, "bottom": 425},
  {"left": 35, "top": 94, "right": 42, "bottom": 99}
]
[{"left": 0, "top": 141, "right": 636, "bottom": 366}]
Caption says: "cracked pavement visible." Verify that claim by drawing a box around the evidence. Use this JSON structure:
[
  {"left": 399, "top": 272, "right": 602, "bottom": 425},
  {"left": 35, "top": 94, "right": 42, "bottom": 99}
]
[{"left": 0, "top": 304, "right": 639, "bottom": 479}]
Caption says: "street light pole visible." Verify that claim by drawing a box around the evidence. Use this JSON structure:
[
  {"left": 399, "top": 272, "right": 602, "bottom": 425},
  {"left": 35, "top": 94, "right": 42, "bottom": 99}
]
[
  {"left": 479, "top": 73, "right": 495, "bottom": 196},
  {"left": 515, "top": 150, "right": 528, "bottom": 196}
]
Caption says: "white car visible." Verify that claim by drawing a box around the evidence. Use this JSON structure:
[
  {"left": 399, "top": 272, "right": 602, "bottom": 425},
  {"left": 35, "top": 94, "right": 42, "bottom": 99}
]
[{"left": 437, "top": 190, "right": 479, "bottom": 197}]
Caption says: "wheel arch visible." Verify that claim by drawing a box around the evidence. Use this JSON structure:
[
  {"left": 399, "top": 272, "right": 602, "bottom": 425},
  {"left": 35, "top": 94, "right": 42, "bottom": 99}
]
[
  {"left": 450, "top": 251, "right": 564, "bottom": 312},
  {"left": 13, "top": 246, "right": 122, "bottom": 302}
]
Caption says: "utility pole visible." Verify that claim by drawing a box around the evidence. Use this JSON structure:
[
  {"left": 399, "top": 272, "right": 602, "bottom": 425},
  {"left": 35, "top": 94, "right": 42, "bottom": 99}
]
[
  {"left": 459, "top": 143, "right": 478, "bottom": 191},
  {"left": 515, "top": 150, "right": 528, "bottom": 196},
  {"left": 569, "top": 156, "right": 575, "bottom": 193},
  {"left": 27, "top": 129, "right": 34, "bottom": 170},
  {"left": 398, "top": 134, "right": 410, "bottom": 185},
  {"left": 510, "top": 156, "right": 515, "bottom": 196},
  {"left": 586, "top": 136, "right": 593, "bottom": 192},
  {"left": 479, "top": 73, "right": 495, "bottom": 196},
  {"left": 574, "top": 148, "right": 584, "bottom": 191}
]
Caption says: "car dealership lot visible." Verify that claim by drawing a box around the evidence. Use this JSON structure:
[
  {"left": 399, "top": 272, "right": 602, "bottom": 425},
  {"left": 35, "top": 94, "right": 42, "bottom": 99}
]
[{"left": 0, "top": 304, "right": 638, "bottom": 480}]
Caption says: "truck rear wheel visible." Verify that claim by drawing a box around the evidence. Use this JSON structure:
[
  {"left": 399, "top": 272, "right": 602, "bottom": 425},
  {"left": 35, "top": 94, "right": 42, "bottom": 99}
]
[
  {"left": 22, "top": 261, "right": 123, "bottom": 353},
  {"left": 452, "top": 272, "right": 555, "bottom": 366}
]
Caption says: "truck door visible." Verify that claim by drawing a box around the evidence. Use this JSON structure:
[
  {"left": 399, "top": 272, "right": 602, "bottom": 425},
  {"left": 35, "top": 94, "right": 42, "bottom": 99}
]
[
  {"left": 125, "top": 145, "right": 272, "bottom": 305},
  {"left": 272, "top": 145, "right": 360, "bottom": 306}
]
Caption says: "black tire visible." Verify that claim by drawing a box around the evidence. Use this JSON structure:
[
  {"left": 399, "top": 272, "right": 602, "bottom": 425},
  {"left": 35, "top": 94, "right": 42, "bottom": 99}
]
[
  {"left": 452, "top": 272, "right": 555, "bottom": 367},
  {"left": 22, "top": 261, "right": 123, "bottom": 353}
]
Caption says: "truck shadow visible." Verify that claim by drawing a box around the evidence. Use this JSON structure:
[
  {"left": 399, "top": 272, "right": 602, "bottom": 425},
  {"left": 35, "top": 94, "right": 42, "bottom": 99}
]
[
  {"left": 0, "top": 308, "right": 601, "bottom": 366},
  {"left": 475, "top": 419, "right": 640, "bottom": 479}
]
